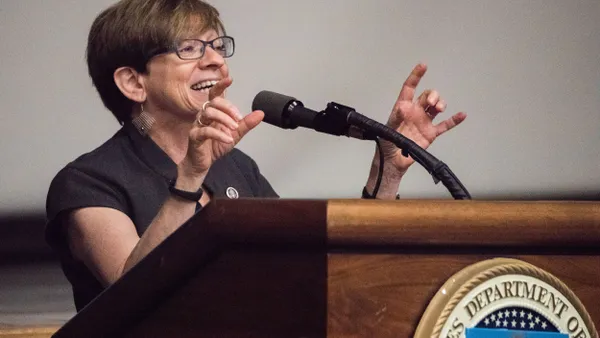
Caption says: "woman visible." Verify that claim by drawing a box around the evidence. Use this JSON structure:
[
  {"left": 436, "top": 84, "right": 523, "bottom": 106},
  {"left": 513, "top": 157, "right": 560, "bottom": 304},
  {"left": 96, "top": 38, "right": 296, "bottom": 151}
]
[{"left": 46, "top": 0, "right": 465, "bottom": 311}]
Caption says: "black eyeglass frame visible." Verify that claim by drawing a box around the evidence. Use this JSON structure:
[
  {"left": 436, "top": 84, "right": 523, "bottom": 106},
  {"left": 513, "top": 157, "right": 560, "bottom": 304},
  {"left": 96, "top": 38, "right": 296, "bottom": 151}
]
[{"left": 145, "top": 35, "right": 235, "bottom": 62}]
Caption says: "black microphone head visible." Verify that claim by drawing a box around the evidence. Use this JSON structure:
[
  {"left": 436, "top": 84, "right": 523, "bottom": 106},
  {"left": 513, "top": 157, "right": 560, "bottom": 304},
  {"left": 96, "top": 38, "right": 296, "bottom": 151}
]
[{"left": 252, "top": 90, "right": 297, "bottom": 128}]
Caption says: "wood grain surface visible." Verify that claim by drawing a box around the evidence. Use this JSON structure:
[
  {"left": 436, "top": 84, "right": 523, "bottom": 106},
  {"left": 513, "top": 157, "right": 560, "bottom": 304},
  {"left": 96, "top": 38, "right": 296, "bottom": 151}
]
[
  {"left": 0, "top": 326, "right": 59, "bottom": 338},
  {"left": 327, "top": 254, "right": 600, "bottom": 337},
  {"left": 327, "top": 200, "right": 600, "bottom": 247},
  {"left": 50, "top": 200, "right": 600, "bottom": 337}
]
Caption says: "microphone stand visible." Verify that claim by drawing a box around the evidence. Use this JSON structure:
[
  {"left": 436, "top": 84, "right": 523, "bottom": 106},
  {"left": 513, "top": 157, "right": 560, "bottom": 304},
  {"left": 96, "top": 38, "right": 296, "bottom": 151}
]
[{"left": 323, "top": 102, "right": 472, "bottom": 200}]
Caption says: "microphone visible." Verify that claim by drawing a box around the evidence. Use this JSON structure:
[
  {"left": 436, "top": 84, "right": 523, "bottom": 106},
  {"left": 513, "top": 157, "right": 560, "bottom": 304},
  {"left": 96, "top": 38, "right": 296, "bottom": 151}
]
[
  {"left": 252, "top": 90, "right": 372, "bottom": 140},
  {"left": 252, "top": 90, "right": 471, "bottom": 200}
]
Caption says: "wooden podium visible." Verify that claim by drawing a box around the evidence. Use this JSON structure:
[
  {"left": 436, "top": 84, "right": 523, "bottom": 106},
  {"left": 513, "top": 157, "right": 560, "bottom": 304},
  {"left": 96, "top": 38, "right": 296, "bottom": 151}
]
[{"left": 51, "top": 199, "right": 600, "bottom": 337}]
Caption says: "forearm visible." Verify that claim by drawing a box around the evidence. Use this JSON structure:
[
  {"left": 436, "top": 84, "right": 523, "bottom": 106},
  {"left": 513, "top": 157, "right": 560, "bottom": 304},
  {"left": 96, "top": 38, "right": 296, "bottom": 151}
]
[
  {"left": 121, "top": 173, "right": 205, "bottom": 276},
  {"left": 364, "top": 151, "right": 406, "bottom": 199}
]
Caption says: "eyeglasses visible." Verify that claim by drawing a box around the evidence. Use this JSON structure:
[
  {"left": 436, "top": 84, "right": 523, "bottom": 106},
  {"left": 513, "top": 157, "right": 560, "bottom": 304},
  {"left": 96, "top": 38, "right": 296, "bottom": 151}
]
[{"left": 149, "top": 36, "right": 235, "bottom": 61}]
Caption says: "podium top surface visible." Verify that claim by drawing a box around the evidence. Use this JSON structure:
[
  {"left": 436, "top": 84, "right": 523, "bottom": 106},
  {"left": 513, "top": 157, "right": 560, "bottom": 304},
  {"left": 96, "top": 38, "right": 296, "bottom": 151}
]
[{"left": 203, "top": 199, "right": 600, "bottom": 248}]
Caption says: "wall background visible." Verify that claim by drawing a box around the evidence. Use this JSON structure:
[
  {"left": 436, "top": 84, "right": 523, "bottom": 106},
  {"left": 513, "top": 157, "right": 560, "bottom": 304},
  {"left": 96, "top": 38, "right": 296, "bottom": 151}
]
[{"left": 1, "top": 0, "right": 599, "bottom": 216}]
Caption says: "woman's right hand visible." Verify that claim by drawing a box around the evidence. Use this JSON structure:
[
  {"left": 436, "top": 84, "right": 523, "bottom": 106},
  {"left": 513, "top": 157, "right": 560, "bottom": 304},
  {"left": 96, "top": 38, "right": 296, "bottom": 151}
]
[{"left": 177, "top": 76, "right": 264, "bottom": 184}]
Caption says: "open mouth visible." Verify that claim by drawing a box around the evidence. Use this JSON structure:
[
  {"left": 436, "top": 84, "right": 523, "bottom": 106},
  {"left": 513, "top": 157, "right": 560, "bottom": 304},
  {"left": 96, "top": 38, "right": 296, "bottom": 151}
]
[{"left": 191, "top": 80, "right": 218, "bottom": 92}]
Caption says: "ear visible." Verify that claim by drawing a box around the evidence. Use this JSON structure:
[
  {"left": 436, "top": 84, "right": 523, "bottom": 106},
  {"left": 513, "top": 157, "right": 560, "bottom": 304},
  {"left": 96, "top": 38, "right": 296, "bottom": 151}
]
[{"left": 113, "top": 67, "right": 146, "bottom": 103}]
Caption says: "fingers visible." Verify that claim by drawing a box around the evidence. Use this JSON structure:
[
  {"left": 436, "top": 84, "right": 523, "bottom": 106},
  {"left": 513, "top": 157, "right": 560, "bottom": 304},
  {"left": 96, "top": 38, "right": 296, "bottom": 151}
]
[
  {"left": 209, "top": 76, "right": 233, "bottom": 100},
  {"left": 190, "top": 124, "right": 234, "bottom": 144},
  {"left": 435, "top": 112, "right": 467, "bottom": 136},
  {"left": 198, "top": 108, "right": 238, "bottom": 130},
  {"left": 209, "top": 97, "right": 243, "bottom": 120},
  {"left": 417, "top": 89, "right": 433, "bottom": 108},
  {"left": 195, "top": 104, "right": 263, "bottom": 145},
  {"left": 417, "top": 89, "right": 447, "bottom": 118},
  {"left": 193, "top": 96, "right": 242, "bottom": 144},
  {"left": 397, "top": 63, "right": 427, "bottom": 102},
  {"left": 436, "top": 99, "right": 447, "bottom": 113},
  {"left": 235, "top": 110, "right": 264, "bottom": 140},
  {"left": 200, "top": 97, "right": 243, "bottom": 128}
]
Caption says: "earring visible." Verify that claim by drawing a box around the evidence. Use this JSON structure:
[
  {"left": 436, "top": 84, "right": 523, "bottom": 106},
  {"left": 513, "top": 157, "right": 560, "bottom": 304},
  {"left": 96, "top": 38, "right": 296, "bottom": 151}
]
[{"left": 132, "top": 103, "right": 156, "bottom": 136}]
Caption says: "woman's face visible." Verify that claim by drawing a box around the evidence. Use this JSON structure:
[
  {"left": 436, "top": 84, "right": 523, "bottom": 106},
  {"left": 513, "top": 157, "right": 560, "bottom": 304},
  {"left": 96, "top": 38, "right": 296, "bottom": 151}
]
[{"left": 142, "top": 29, "right": 228, "bottom": 122}]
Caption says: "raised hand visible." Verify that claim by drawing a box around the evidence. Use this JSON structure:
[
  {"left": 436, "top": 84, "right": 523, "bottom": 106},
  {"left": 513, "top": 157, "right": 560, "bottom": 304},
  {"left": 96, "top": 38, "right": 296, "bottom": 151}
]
[
  {"left": 180, "top": 77, "right": 264, "bottom": 179},
  {"left": 382, "top": 63, "right": 466, "bottom": 174},
  {"left": 365, "top": 63, "right": 466, "bottom": 198}
]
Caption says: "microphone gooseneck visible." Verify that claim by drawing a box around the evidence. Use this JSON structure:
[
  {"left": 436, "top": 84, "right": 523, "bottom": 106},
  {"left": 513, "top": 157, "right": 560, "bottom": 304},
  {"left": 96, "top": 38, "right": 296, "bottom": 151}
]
[{"left": 252, "top": 90, "right": 471, "bottom": 200}]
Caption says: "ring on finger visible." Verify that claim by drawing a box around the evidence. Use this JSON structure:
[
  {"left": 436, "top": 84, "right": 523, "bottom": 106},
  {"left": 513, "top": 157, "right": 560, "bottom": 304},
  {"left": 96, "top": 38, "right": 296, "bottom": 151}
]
[
  {"left": 202, "top": 100, "right": 211, "bottom": 113},
  {"left": 197, "top": 108, "right": 209, "bottom": 126},
  {"left": 196, "top": 101, "right": 212, "bottom": 126},
  {"left": 196, "top": 113, "right": 207, "bottom": 127},
  {"left": 423, "top": 104, "right": 433, "bottom": 118}
]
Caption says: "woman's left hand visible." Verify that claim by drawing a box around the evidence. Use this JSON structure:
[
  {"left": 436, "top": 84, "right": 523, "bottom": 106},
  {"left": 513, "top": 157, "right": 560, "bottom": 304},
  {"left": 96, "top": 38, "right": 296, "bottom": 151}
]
[{"left": 365, "top": 63, "right": 466, "bottom": 198}]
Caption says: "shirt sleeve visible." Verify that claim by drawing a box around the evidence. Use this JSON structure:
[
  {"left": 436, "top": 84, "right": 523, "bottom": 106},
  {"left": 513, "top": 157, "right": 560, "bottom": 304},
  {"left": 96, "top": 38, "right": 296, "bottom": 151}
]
[
  {"left": 250, "top": 158, "right": 279, "bottom": 198},
  {"left": 230, "top": 149, "right": 279, "bottom": 198},
  {"left": 45, "top": 166, "right": 129, "bottom": 250}
]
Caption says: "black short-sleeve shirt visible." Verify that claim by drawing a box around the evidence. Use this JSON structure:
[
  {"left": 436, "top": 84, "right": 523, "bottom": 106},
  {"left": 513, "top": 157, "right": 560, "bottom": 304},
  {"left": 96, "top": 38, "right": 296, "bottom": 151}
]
[{"left": 46, "top": 122, "right": 278, "bottom": 310}]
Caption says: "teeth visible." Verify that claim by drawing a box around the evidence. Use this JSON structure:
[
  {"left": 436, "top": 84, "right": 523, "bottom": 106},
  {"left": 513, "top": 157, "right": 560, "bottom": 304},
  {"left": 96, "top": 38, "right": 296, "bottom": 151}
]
[{"left": 191, "top": 80, "right": 218, "bottom": 91}]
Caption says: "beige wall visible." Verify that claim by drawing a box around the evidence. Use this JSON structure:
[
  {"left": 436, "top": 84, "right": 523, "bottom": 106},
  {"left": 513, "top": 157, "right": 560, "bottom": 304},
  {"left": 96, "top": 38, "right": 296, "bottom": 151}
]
[{"left": 1, "top": 0, "right": 599, "bottom": 214}]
